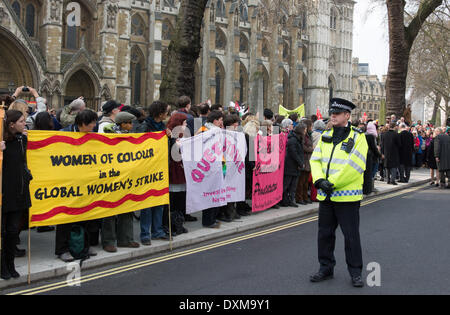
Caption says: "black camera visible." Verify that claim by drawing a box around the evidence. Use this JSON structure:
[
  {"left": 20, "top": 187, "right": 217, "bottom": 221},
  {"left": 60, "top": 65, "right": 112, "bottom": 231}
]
[{"left": 22, "top": 86, "right": 30, "bottom": 92}]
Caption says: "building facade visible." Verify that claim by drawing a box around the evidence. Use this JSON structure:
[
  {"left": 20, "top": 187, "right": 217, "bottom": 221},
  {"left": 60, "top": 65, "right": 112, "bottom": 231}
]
[
  {"left": 0, "top": 0, "right": 355, "bottom": 115},
  {"left": 351, "top": 57, "right": 386, "bottom": 122}
]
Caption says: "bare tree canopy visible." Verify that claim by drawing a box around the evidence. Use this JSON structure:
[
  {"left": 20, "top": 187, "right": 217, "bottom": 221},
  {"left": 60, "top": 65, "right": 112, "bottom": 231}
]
[{"left": 384, "top": 0, "right": 445, "bottom": 117}]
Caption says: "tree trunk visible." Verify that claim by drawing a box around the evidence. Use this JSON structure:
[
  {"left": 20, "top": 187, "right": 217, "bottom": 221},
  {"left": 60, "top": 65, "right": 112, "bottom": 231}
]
[
  {"left": 386, "top": 0, "right": 410, "bottom": 118},
  {"left": 385, "top": 0, "right": 443, "bottom": 118},
  {"left": 431, "top": 94, "right": 442, "bottom": 126},
  {"left": 159, "top": 0, "right": 209, "bottom": 106}
]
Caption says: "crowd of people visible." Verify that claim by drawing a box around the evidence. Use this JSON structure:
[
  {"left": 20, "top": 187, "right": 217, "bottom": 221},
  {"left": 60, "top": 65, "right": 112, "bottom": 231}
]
[{"left": 1, "top": 85, "right": 449, "bottom": 281}]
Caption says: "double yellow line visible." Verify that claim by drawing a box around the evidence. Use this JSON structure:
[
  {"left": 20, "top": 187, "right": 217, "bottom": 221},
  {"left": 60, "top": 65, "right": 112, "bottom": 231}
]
[
  {"left": 9, "top": 216, "right": 318, "bottom": 295},
  {"left": 8, "top": 184, "right": 424, "bottom": 295}
]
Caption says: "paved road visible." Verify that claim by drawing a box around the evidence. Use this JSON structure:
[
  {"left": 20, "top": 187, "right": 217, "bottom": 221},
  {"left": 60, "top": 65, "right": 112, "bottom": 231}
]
[{"left": 5, "top": 185, "right": 450, "bottom": 295}]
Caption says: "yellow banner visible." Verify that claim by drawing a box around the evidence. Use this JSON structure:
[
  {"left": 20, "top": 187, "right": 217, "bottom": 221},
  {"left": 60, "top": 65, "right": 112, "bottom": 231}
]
[
  {"left": 27, "top": 130, "right": 169, "bottom": 227},
  {"left": 278, "top": 104, "right": 306, "bottom": 118}
]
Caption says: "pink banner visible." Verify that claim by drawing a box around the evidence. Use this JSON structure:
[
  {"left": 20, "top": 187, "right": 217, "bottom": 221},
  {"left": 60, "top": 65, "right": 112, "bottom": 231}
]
[{"left": 252, "top": 133, "right": 288, "bottom": 212}]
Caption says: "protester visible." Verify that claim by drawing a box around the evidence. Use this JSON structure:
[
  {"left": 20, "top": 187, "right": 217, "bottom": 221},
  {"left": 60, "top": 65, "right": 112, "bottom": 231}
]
[
  {"left": 289, "top": 113, "right": 299, "bottom": 127},
  {"left": 32, "top": 112, "right": 57, "bottom": 233},
  {"left": 260, "top": 120, "right": 273, "bottom": 136},
  {"left": 8, "top": 99, "right": 30, "bottom": 122},
  {"left": 263, "top": 108, "right": 274, "bottom": 122},
  {"left": 98, "top": 100, "right": 121, "bottom": 133},
  {"left": 434, "top": 127, "right": 450, "bottom": 189},
  {"left": 296, "top": 120, "right": 313, "bottom": 205},
  {"left": 198, "top": 102, "right": 211, "bottom": 127},
  {"left": 217, "top": 114, "right": 242, "bottom": 220},
  {"left": 100, "top": 112, "right": 140, "bottom": 252},
  {"left": 237, "top": 115, "right": 260, "bottom": 216},
  {"left": 177, "top": 96, "right": 195, "bottom": 137},
  {"left": 312, "top": 120, "right": 326, "bottom": 148},
  {"left": 398, "top": 123, "right": 415, "bottom": 183},
  {"left": 281, "top": 118, "right": 294, "bottom": 134},
  {"left": 121, "top": 105, "right": 146, "bottom": 133},
  {"left": 381, "top": 122, "right": 401, "bottom": 185},
  {"left": 281, "top": 124, "right": 305, "bottom": 207},
  {"left": 55, "top": 110, "right": 99, "bottom": 262},
  {"left": 427, "top": 128, "right": 440, "bottom": 187},
  {"left": 1, "top": 110, "right": 31, "bottom": 280},
  {"left": 139, "top": 101, "right": 171, "bottom": 244},
  {"left": 196, "top": 110, "right": 225, "bottom": 228},
  {"left": 9, "top": 86, "right": 47, "bottom": 130},
  {"left": 60, "top": 97, "right": 86, "bottom": 128},
  {"left": 364, "top": 122, "right": 382, "bottom": 194},
  {"left": 166, "top": 113, "right": 191, "bottom": 235}
]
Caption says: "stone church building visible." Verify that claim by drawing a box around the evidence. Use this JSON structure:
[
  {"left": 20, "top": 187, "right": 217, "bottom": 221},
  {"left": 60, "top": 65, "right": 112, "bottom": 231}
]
[{"left": 0, "top": 0, "right": 354, "bottom": 115}]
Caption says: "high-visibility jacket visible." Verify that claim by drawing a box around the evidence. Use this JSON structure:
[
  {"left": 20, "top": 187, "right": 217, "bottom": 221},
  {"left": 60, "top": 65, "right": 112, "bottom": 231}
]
[{"left": 310, "top": 126, "right": 368, "bottom": 202}]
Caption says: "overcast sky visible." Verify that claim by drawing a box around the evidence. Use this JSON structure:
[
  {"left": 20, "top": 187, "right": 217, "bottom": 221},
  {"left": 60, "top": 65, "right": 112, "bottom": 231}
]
[{"left": 352, "top": 0, "right": 389, "bottom": 79}]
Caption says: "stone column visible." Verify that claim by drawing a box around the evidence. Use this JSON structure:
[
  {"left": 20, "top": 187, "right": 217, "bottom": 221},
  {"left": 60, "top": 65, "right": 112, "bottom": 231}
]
[{"left": 98, "top": 0, "right": 120, "bottom": 101}]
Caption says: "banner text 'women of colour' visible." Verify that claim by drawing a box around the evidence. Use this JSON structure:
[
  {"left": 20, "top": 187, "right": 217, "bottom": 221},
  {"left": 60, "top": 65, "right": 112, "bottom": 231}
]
[{"left": 27, "top": 130, "right": 169, "bottom": 227}]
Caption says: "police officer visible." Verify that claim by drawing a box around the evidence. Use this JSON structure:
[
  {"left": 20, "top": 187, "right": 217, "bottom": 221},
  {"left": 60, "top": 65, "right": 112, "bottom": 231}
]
[{"left": 309, "top": 98, "right": 368, "bottom": 287}]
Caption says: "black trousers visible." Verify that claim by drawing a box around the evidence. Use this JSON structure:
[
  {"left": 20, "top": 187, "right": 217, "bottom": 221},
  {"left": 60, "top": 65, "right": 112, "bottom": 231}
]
[
  {"left": 283, "top": 175, "right": 299, "bottom": 203},
  {"left": 1, "top": 210, "right": 23, "bottom": 271},
  {"left": 202, "top": 207, "right": 219, "bottom": 227},
  {"left": 317, "top": 200, "right": 363, "bottom": 277},
  {"left": 399, "top": 165, "right": 411, "bottom": 182},
  {"left": 387, "top": 167, "right": 398, "bottom": 183},
  {"left": 55, "top": 220, "right": 99, "bottom": 255}
]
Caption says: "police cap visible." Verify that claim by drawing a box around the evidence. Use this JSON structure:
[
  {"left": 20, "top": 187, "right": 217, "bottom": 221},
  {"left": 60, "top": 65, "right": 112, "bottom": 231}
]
[{"left": 329, "top": 98, "right": 356, "bottom": 115}]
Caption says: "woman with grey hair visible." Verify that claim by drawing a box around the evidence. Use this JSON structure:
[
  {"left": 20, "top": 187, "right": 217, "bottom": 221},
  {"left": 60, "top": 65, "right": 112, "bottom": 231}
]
[
  {"left": 281, "top": 118, "right": 294, "bottom": 133},
  {"left": 312, "top": 120, "right": 326, "bottom": 148}
]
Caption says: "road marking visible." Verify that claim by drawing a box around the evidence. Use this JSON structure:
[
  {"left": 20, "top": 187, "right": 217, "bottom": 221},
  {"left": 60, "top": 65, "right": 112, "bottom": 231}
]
[{"left": 8, "top": 184, "right": 426, "bottom": 295}]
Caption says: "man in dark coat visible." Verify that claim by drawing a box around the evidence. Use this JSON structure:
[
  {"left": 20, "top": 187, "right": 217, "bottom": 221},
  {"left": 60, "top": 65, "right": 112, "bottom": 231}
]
[
  {"left": 381, "top": 122, "right": 401, "bottom": 185},
  {"left": 434, "top": 128, "right": 450, "bottom": 188},
  {"left": 398, "top": 124, "right": 415, "bottom": 183},
  {"left": 282, "top": 125, "right": 305, "bottom": 207}
]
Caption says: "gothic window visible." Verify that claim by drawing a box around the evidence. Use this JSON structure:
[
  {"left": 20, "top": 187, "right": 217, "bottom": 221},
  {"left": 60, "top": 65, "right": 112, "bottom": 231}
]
[
  {"left": 262, "top": 39, "right": 270, "bottom": 58},
  {"left": 25, "top": 4, "right": 35, "bottom": 37},
  {"left": 164, "top": 0, "right": 176, "bottom": 8},
  {"left": 240, "top": 1, "right": 248, "bottom": 23},
  {"left": 239, "top": 63, "right": 248, "bottom": 104},
  {"left": 161, "top": 48, "right": 169, "bottom": 74},
  {"left": 66, "top": 24, "right": 78, "bottom": 49},
  {"left": 215, "top": 28, "right": 226, "bottom": 50},
  {"left": 330, "top": 8, "right": 337, "bottom": 30},
  {"left": 131, "top": 14, "right": 145, "bottom": 36},
  {"left": 282, "top": 42, "right": 290, "bottom": 63},
  {"left": 162, "top": 20, "right": 174, "bottom": 41},
  {"left": 130, "top": 47, "right": 145, "bottom": 106},
  {"left": 216, "top": 0, "right": 226, "bottom": 18},
  {"left": 239, "top": 33, "right": 249, "bottom": 54},
  {"left": 261, "top": 12, "right": 268, "bottom": 28},
  {"left": 12, "top": 1, "right": 20, "bottom": 19},
  {"left": 214, "top": 59, "right": 225, "bottom": 105}
]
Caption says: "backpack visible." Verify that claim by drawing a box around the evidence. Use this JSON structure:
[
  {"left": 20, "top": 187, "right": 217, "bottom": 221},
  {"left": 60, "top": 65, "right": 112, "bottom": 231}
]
[{"left": 69, "top": 225, "right": 90, "bottom": 262}]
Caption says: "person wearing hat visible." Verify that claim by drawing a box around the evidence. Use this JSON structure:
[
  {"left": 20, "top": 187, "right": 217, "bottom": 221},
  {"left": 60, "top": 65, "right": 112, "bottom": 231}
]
[
  {"left": 100, "top": 111, "right": 140, "bottom": 252},
  {"left": 309, "top": 98, "right": 369, "bottom": 288},
  {"left": 98, "top": 100, "right": 121, "bottom": 133},
  {"left": 103, "top": 111, "right": 136, "bottom": 134}
]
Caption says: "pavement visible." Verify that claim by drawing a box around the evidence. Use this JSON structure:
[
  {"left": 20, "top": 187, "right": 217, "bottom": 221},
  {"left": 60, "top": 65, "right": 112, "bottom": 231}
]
[{"left": 0, "top": 168, "right": 432, "bottom": 290}]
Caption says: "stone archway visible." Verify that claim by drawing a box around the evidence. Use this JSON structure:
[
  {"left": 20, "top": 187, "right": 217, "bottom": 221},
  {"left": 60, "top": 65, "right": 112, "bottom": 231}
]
[
  {"left": 64, "top": 69, "right": 97, "bottom": 109},
  {"left": 0, "top": 28, "right": 39, "bottom": 95}
]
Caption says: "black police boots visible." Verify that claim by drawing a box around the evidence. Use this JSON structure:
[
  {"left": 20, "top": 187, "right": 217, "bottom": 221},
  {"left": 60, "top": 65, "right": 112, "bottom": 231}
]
[{"left": 310, "top": 271, "right": 334, "bottom": 282}]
